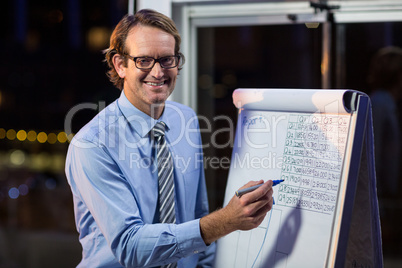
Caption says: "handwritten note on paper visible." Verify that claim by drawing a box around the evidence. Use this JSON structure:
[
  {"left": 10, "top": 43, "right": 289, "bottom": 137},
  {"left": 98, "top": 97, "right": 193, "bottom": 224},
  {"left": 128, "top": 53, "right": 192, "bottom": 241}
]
[{"left": 277, "top": 113, "right": 350, "bottom": 216}]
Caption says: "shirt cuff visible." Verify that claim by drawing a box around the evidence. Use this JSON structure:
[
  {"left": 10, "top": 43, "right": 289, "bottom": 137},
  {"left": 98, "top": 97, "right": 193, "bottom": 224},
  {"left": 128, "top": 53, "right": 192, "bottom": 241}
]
[{"left": 176, "top": 219, "right": 208, "bottom": 256}]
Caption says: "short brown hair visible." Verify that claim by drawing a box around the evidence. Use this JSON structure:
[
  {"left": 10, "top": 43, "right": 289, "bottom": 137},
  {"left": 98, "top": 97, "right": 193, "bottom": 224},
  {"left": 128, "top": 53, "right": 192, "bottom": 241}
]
[
  {"left": 104, "top": 9, "right": 185, "bottom": 90},
  {"left": 367, "top": 46, "right": 402, "bottom": 91}
]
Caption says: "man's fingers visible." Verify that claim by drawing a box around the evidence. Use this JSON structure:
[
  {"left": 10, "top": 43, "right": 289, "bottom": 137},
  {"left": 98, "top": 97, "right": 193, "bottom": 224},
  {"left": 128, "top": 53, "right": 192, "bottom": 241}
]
[
  {"left": 240, "top": 188, "right": 273, "bottom": 218},
  {"left": 238, "top": 180, "right": 264, "bottom": 191},
  {"left": 240, "top": 180, "right": 273, "bottom": 203}
]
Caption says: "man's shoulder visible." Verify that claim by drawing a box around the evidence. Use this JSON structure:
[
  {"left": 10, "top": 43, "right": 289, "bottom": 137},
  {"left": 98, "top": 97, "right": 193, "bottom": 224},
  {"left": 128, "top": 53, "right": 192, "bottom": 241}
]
[
  {"left": 72, "top": 100, "right": 120, "bottom": 144},
  {"left": 165, "top": 100, "right": 197, "bottom": 117}
]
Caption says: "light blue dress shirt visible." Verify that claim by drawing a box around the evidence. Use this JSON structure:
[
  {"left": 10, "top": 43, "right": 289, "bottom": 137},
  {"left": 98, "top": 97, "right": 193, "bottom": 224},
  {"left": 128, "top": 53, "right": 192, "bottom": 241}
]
[{"left": 65, "top": 91, "right": 215, "bottom": 267}]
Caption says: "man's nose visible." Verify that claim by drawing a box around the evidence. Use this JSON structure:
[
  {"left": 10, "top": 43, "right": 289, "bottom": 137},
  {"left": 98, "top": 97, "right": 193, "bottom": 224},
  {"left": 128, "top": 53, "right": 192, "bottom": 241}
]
[{"left": 149, "top": 62, "right": 164, "bottom": 79}]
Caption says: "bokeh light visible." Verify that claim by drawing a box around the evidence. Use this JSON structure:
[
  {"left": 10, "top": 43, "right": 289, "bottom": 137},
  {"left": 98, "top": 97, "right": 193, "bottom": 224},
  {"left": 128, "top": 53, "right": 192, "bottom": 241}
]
[
  {"left": 0, "top": 128, "right": 72, "bottom": 143},
  {"left": 47, "top": 132, "right": 57, "bottom": 144},
  {"left": 37, "top": 132, "right": 47, "bottom": 143},
  {"left": 17, "top": 130, "right": 27, "bottom": 141},
  {"left": 6, "top": 129, "right": 16, "bottom": 140},
  {"left": 57, "top": 132, "right": 68, "bottom": 143},
  {"left": 67, "top": 133, "right": 74, "bottom": 142},
  {"left": 0, "top": 128, "right": 5, "bottom": 139},
  {"left": 10, "top": 150, "right": 26, "bottom": 166},
  {"left": 8, "top": 187, "right": 19, "bottom": 199},
  {"left": 27, "top": 130, "right": 37, "bottom": 141},
  {"left": 18, "top": 184, "right": 29, "bottom": 196}
]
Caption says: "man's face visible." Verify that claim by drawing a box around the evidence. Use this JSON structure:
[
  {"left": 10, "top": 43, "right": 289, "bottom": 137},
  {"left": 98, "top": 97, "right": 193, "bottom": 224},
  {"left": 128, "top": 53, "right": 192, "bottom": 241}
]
[{"left": 120, "top": 25, "right": 179, "bottom": 117}]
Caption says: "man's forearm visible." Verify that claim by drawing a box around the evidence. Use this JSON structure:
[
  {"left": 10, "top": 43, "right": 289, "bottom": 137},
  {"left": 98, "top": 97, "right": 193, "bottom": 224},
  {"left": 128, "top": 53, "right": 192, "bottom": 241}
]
[{"left": 199, "top": 208, "right": 236, "bottom": 245}]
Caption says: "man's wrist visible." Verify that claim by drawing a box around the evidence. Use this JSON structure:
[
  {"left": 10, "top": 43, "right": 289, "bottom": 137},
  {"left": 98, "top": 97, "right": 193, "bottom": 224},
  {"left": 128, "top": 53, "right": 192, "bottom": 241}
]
[{"left": 199, "top": 207, "right": 235, "bottom": 245}]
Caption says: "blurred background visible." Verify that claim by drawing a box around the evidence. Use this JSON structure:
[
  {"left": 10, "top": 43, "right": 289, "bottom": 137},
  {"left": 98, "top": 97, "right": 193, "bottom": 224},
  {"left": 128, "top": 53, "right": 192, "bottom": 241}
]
[
  {"left": 1, "top": 0, "right": 402, "bottom": 267},
  {"left": 0, "top": 0, "right": 126, "bottom": 267}
]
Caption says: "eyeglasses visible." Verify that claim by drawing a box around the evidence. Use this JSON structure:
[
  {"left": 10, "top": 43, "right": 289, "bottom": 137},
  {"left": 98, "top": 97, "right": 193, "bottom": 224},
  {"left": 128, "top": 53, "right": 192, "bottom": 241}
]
[{"left": 124, "top": 54, "right": 181, "bottom": 70}]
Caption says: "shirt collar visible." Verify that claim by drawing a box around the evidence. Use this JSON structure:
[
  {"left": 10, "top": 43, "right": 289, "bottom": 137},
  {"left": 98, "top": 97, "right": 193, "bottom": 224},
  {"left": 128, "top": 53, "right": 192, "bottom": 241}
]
[{"left": 117, "top": 90, "right": 171, "bottom": 138}]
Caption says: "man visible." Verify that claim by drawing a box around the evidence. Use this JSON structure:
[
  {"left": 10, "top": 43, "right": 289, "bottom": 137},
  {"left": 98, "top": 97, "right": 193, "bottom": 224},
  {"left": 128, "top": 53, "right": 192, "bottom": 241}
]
[
  {"left": 65, "top": 9, "right": 274, "bottom": 267},
  {"left": 368, "top": 46, "right": 402, "bottom": 198}
]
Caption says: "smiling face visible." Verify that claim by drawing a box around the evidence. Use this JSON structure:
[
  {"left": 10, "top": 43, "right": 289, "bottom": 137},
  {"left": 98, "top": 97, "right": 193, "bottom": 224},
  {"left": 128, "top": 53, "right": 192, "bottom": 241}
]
[{"left": 113, "top": 25, "right": 179, "bottom": 118}]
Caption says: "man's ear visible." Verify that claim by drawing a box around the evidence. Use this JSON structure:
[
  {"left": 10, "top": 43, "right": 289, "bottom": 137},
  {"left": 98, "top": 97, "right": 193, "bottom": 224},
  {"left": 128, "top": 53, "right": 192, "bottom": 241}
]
[{"left": 112, "top": 54, "right": 126, "bottom": 78}]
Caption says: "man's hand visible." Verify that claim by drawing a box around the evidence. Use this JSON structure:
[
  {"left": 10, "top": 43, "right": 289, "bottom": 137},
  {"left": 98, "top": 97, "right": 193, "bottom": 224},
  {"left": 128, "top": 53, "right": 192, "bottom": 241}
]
[{"left": 199, "top": 180, "right": 274, "bottom": 245}]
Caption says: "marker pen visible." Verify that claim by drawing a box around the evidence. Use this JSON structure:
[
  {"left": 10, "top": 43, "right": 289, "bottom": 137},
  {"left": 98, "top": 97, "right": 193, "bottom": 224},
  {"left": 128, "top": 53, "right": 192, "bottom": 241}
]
[{"left": 235, "top": 179, "right": 284, "bottom": 197}]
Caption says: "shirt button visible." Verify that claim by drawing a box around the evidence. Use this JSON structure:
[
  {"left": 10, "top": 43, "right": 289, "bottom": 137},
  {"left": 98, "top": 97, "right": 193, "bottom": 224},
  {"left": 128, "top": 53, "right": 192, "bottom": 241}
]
[{"left": 193, "top": 250, "right": 199, "bottom": 254}]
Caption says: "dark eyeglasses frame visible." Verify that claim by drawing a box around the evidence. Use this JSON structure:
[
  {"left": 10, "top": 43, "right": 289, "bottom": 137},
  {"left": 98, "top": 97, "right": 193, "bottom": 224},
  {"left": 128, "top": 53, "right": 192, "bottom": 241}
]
[{"left": 124, "top": 54, "right": 181, "bottom": 70}]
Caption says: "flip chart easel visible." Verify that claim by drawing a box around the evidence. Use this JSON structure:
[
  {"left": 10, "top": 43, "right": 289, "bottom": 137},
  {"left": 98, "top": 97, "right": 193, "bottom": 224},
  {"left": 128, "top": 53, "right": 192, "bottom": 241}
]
[{"left": 214, "top": 88, "right": 382, "bottom": 268}]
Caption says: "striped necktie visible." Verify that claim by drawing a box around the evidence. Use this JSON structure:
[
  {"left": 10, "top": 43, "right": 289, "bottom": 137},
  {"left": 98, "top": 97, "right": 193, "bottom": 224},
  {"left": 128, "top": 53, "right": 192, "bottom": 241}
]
[
  {"left": 152, "top": 122, "right": 176, "bottom": 224},
  {"left": 152, "top": 122, "right": 178, "bottom": 268}
]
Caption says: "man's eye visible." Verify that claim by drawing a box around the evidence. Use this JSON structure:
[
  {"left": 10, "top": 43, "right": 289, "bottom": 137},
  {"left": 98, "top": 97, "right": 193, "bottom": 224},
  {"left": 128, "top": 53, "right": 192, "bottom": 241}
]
[
  {"left": 161, "top": 58, "right": 173, "bottom": 64},
  {"left": 139, "top": 58, "right": 152, "bottom": 63}
]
